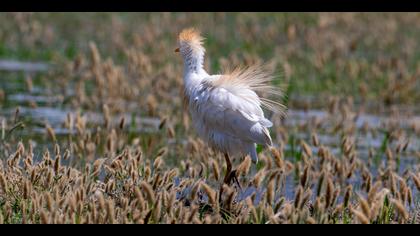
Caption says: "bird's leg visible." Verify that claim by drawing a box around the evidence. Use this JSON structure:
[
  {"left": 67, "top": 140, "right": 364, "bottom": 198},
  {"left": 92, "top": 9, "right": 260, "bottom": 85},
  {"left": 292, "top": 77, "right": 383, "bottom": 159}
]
[
  {"left": 223, "top": 153, "right": 242, "bottom": 190},
  {"left": 229, "top": 169, "right": 242, "bottom": 191},
  {"left": 223, "top": 153, "right": 232, "bottom": 184},
  {"left": 219, "top": 153, "right": 232, "bottom": 202}
]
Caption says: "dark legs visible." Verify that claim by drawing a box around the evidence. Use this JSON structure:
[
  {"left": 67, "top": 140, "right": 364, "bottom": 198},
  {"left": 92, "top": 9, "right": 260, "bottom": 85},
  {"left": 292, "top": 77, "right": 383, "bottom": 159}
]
[
  {"left": 223, "top": 153, "right": 232, "bottom": 185},
  {"left": 219, "top": 153, "right": 242, "bottom": 202}
]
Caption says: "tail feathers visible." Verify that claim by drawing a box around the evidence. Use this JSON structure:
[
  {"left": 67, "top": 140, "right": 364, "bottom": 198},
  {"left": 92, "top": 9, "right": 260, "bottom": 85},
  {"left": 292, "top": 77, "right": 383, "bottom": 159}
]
[
  {"left": 249, "top": 142, "right": 275, "bottom": 164},
  {"left": 262, "top": 127, "right": 273, "bottom": 146},
  {"left": 249, "top": 144, "right": 258, "bottom": 164},
  {"left": 259, "top": 118, "right": 273, "bottom": 128}
]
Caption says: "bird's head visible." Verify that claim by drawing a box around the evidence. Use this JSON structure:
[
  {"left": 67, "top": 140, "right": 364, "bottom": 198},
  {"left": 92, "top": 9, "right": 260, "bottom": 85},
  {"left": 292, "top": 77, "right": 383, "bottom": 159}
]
[{"left": 175, "top": 28, "right": 205, "bottom": 60}]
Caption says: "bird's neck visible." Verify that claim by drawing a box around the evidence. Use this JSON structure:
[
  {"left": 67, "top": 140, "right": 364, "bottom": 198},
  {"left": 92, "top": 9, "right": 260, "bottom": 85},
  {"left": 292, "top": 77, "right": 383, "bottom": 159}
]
[
  {"left": 183, "top": 49, "right": 205, "bottom": 75},
  {"left": 182, "top": 50, "right": 208, "bottom": 93}
]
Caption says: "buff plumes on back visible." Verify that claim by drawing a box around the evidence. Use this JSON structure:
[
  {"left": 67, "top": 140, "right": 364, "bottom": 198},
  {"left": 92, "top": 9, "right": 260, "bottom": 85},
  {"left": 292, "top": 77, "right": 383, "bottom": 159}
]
[{"left": 217, "top": 65, "right": 286, "bottom": 116}]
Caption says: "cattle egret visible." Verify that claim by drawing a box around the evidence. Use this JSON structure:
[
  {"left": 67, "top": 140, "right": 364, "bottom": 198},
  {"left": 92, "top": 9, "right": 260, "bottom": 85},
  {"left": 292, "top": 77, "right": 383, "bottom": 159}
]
[{"left": 176, "top": 28, "right": 285, "bottom": 190}]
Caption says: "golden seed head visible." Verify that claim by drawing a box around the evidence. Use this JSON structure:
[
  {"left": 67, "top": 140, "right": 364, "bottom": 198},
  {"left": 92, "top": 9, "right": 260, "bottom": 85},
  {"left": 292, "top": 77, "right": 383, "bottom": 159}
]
[
  {"left": 392, "top": 199, "right": 409, "bottom": 220},
  {"left": 140, "top": 181, "right": 156, "bottom": 205},
  {"left": 200, "top": 182, "right": 216, "bottom": 206},
  {"left": 352, "top": 209, "right": 369, "bottom": 224}
]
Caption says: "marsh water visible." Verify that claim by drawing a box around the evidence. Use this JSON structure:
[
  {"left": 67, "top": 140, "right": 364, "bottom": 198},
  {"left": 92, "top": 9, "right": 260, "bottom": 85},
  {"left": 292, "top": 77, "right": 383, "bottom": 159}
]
[{"left": 1, "top": 62, "right": 419, "bottom": 205}]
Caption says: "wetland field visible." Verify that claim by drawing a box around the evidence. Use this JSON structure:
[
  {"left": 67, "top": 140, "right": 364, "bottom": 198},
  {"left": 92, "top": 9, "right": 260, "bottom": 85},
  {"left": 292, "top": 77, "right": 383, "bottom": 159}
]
[{"left": 0, "top": 12, "right": 419, "bottom": 224}]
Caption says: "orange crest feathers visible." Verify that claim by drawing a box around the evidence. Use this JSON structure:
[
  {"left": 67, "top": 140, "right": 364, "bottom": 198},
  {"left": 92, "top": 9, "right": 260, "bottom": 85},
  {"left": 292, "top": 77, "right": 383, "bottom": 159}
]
[{"left": 178, "top": 28, "right": 204, "bottom": 45}]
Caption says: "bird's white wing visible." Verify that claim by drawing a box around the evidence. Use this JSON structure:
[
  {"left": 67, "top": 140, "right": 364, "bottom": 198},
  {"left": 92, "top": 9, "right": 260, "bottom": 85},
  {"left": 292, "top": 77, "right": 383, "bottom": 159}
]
[{"left": 193, "top": 75, "right": 273, "bottom": 146}]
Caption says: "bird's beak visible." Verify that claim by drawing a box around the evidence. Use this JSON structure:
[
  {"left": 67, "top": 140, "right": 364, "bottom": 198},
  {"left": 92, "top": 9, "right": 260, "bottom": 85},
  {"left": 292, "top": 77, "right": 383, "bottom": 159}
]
[{"left": 174, "top": 48, "right": 180, "bottom": 53}]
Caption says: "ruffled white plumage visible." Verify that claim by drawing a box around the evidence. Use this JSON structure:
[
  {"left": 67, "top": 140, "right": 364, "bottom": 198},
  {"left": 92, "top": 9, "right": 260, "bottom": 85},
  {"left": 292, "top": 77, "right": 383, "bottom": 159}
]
[
  {"left": 184, "top": 70, "right": 280, "bottom": 163},
  {"left": 178, "top": 28, "right": 284, "bottom": 163}
]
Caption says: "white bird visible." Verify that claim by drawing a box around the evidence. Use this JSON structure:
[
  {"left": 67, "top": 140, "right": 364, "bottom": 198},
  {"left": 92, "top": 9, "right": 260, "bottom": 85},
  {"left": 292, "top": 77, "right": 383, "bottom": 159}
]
[{"left": 175, "top": 28, "right": 285, "bottom": 187}]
